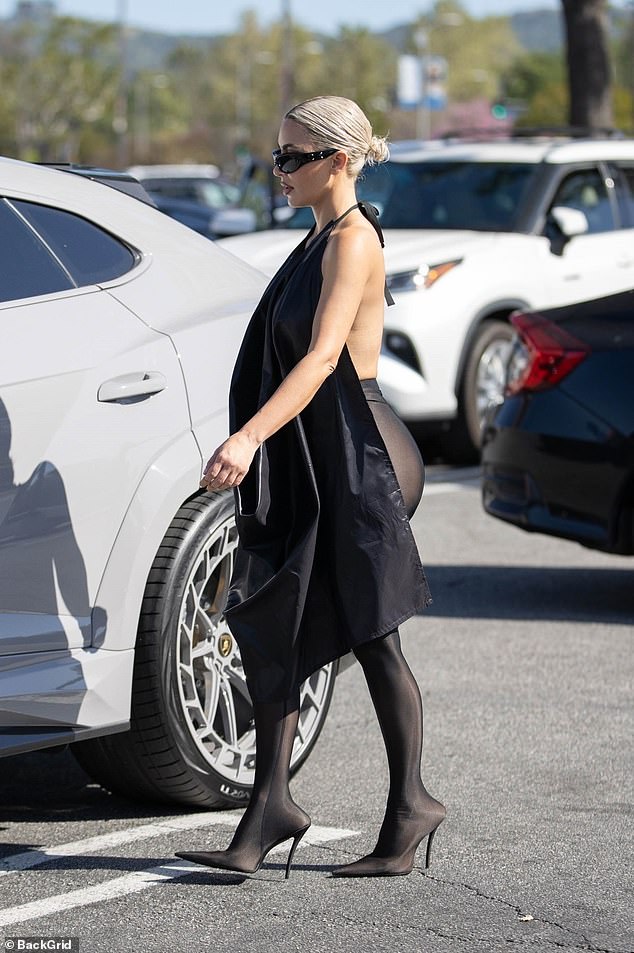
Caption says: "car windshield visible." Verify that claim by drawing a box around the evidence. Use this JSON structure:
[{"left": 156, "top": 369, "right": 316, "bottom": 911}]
[{"left": 282, "top": 159, "right": 536, "bottom": 231}]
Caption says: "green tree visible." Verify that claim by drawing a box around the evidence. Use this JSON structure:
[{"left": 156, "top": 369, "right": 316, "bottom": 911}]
[
  {"left": 165, "top": 12, "right": 394, "bottom": 169},
  {"left": 500, "top": 52, "right": 566, "bottom": 128},
  {"left": 2, "top": 17, "right": 120, "bottom": 162},
  {"left": 317, "top": 27, "right": 396, "bottom": 130},
  {"left": 613, "top": 1, "right": 634, "bottom": 131}
]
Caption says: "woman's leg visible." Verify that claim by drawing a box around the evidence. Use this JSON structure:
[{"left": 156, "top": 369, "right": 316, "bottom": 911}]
[
  {"left": 333, "top": 630, "right": 445, "bottom": 877},
  {"left": 176, "top": 690, "right": 310, "bottom": 876}
]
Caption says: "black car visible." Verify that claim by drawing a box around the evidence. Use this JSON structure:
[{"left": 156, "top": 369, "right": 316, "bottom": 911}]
[{"left": 481, "top": 289, "right": 634, "bottom": 554}]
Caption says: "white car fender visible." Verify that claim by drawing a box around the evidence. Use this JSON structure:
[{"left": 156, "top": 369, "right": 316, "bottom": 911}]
[{"left": 91, "top": 428, "right": 204, "bottom": 654}]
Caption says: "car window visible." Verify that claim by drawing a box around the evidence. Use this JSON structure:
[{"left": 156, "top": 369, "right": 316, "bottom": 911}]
[
  {"left": 612, "top": 164, "right": 634, "bottom": 227},
  {"left": 142, "top": 179, "right": 238, "bottom": 210},
  {"left": 11, "top": 200, "right": 136, "bottom": 285},
  {"left": 362, "top": 161, "right": 536, "bottom": 230},
  {"left": 0, "top": 199, "right": 73, "bottom": 302},
  {"left": 144, "top": 181, "right": 199, "bottom": 201},
  {"left": 280, "top": 160, "right": 536, "bottom": 231},
  {"left": 549, "top": 169, "right": 615, "bottom": 234},
  {"left": 197, "top": 181, "right": 240, "bottom": 208}
]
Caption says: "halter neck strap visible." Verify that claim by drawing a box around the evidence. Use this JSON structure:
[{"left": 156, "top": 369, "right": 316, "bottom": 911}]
[{"left": 329, "top": 202, "right": 394, "bottom": 306}]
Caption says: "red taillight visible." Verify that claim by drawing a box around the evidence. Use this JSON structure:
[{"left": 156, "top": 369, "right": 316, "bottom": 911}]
[{"left": 505, "top": 311, "right": 590, "bottom": 395}]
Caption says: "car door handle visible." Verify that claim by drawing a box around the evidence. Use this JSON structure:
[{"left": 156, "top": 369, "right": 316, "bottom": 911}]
[{"left": 97, "top": 371, "right": 167, "bottom": 402}]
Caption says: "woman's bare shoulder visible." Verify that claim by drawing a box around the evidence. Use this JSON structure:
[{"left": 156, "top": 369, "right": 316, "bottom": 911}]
[{"left": 324, "top": 215, "right": 383, "bottom": 265}]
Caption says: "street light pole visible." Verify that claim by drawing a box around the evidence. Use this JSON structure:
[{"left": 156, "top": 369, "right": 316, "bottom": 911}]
[
  {"left": 279, "top": 0, "right": 293, "bottom": 114},
  {"left": 114, "top": 0, "right": 129, "bottom": 168},
  {"left": 414, "top": 29, "right": 430, "bottom": 140},
  {"left": 414, "top": 12, "right": 462, "bottom": 141}
]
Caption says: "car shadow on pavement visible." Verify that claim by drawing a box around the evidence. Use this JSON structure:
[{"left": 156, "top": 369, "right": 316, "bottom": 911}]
[
  {"left": 423, "top": 564, "right": 634, "bottom": 625},
  {"left": 0, "top": 747, "right": 199, "bottom": 829}
]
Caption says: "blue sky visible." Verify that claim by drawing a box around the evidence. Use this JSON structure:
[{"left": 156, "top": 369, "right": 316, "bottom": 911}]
[{"left": 0, "top": 0, "right": 611, "bottom": 36}]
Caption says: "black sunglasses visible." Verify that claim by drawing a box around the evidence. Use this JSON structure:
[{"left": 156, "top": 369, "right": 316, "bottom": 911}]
[{"left": 272, "top": 148, "right": 338, "bottom": 174}]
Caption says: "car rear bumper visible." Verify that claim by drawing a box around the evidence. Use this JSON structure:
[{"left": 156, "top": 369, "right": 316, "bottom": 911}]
[
  {"left": 481, "top": 391, "right": 631, "bottom": 553},
  {"left": 481, "top": 461, "right": 610, "bottom": 548}
]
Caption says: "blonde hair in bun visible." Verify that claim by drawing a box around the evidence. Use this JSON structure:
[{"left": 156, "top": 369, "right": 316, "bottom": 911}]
[
  {"left": 367, "top": 134, "right": 390, "bottom": 165},
  {"left": 284, "top": 95, "right": 389, "bottom": 178}
]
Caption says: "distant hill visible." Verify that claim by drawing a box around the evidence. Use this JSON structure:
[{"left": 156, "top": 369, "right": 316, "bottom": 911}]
[
  {"left": 510, "top": 10, "right": 563, "bottom": 53},
  {"left": 378, "top": 10, "right": 563, "bottom": 54},
  {"left": 509, "top": 6, "right": 628, "bottom": 54},
  {"left": 378, "top": 7, "right": 628, "bottom": 57},
  {"left": 123, "top": 28, "right": 219, "bottom": 73}
]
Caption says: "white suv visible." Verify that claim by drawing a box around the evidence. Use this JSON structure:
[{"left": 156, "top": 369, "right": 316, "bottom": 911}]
[{"left": 219, "top": 136, "right": 634, "bottom": 459}]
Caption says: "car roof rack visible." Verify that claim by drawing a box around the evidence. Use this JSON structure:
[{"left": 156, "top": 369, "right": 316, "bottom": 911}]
[{"left": 37, "top": 163, "right": 156, "bottom": 206}]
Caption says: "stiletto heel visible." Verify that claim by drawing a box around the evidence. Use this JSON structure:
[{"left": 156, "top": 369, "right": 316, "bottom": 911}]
[
  {"left": 285, "top": 825, "right": 310, "bottom": 879},
  {"left": 332, "top": 805, "right": 445, "bottom": 878},
  {"left": 425, "top": 824, "right": 439, "bottom": 869},
  {"left": 176, "top": 698, "right": 310, "bottom": 879},
  {"left": 176, "top": 819, "right": 310, "bottom": 878}
]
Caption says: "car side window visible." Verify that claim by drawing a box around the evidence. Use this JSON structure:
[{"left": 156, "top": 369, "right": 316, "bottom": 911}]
[
  {"left": 549, "top": 169, "right": 615, "bottom": 234},
  {"left": 612, "top": 164, "right": 634, "bottom": 227},
  {"left": 11, "top": 200, "right": 136, "bottom": 286},
  {"left": 0, "top": 199, "right": 73, "bottom": 303}
]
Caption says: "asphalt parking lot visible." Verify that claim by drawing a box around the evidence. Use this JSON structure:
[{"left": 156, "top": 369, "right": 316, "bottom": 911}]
[{"left": 0, "top": 466, "right": 632, "bottom": 953}]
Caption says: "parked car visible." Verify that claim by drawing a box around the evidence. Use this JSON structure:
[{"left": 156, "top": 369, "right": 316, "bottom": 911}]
[
  {"left": 127, "top": 164, "right": 257, "bottom": 238},
  {"left": 219, "top": 134, "right": 634, "bottom": 459},
  {"left": 0, "top": 157, "right": 336, "bottom": 806},
  {"left": 127, "top": 163, "right": 239, "bottom": 209},
  {"left": 481, "top": 289, "right": 634, "bottom": 554}
]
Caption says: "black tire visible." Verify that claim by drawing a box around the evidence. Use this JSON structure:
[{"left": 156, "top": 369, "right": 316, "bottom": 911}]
[
  {"left": 442, "top": 319, "right": 515, "bottom": 463},
  {"left": 72, "top": 492, "right": 337, "bottom": 808}
]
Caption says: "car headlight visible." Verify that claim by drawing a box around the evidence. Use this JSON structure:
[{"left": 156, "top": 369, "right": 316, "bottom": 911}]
[{"left": 386, "top": 259, "right": 462, "bottom": 293}]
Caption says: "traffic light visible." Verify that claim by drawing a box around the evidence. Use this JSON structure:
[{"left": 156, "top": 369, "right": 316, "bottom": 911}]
[{"left": 491, "top": 102, "right": 508, "bottom": 120}]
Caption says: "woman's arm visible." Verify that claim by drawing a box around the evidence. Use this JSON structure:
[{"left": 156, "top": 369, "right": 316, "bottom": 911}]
[{"left": 201, "top": 226, "right": 378, "bottom": 491}]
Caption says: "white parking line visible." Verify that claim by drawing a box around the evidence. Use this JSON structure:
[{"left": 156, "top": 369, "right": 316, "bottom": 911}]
[
  {"left": 0, "top": 821, "right": 357, "bottom": 927},
  {"left": 0, "top": 811, "right": 242, "bottom": 875},
  {"left": 425, "top": 479, "right": 479, "bottom": 496},
  {"left": 1, "top": 813, "right": 356, "bottom": 875}
]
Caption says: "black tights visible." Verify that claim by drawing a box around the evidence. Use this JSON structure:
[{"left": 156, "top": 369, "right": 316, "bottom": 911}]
[
  {"left": 353, "top": 630, "right": 437, "bottom": 819},
  {"left": 180, "top": 629, "right": 444, "bottom": 876},
  {"left": 336, "top": 629, "right": 445, "bottom": 873}
]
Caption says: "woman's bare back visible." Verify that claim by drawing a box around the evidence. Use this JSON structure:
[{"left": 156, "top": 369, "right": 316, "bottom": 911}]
[{"left": 323, "top": 211, "right": 386, "bottom": 380}]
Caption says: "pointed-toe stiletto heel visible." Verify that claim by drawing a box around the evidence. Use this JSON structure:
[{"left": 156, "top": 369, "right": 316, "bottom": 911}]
[
  {"left": 331, "top": 808, "right": 445, "bottom": 878},
  {"left": 175, "top": 697, "right": 311, "bottom": 879},
  {"left": 175, "top": 817, "right": 311, "bottom": 879}
]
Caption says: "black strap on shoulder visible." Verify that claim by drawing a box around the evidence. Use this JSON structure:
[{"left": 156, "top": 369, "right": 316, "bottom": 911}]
[
  {"left": 330, "top": 202, "right": 394, "bottom": 307},
  {"left": 357, "top": 202, "right": 394, "bottom": 307}
]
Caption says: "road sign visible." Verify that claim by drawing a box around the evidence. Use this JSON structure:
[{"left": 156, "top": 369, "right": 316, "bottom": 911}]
[{"left": 397, "top": 54, "right": 447, "bottom": 111}]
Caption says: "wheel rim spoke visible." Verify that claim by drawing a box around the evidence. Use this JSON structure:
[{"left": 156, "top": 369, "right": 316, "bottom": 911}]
[
  {"left": 175, "top": 508, "right": 335, "bottom": 787},
  {"left": 477, "top": 339, "right": 513, "bottom": 420}
]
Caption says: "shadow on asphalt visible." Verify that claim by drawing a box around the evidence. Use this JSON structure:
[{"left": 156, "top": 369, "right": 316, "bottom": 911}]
[
  {"left": 0, "top": 746, "right": 196, "bottom": 830},
  {"left": 424, "top": 564, "right": 634, "bottom": 624}
]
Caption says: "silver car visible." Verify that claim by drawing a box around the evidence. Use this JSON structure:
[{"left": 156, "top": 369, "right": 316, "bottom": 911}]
[{"left": 0, "top": 158, "right": 336, "bottom": 807}]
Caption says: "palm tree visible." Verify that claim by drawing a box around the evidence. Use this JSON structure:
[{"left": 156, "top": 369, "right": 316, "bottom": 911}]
[{"left": 561, "top": 0, "right": 613, "bottom": 130}]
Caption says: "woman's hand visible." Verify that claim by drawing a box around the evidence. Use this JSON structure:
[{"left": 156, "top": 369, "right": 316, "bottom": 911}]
[{"left": 200, "top": 431, "right": 259, "bottom": 491}]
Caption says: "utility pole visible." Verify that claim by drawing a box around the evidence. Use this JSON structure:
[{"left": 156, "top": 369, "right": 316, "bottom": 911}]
[
  {"left": 279, "top": 0, "right": 293, "bottom": 115},
  {"left": 114, "top": 0, "right": 129, "bottom": 168}
]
